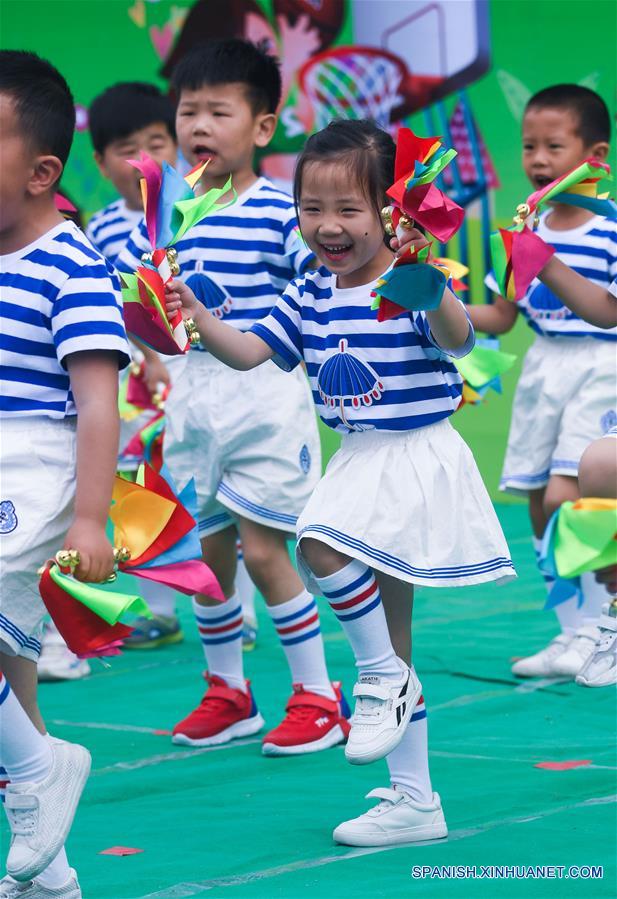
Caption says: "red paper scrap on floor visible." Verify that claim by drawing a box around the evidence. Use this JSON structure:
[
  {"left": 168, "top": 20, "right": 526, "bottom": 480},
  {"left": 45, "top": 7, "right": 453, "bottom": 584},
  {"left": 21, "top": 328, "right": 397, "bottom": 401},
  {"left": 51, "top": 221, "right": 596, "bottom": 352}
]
[
  {"left": 99, "top": 847, "right": 144, "bottom": 856},
  {"left": 535, "top": 760, "right": 591, "bottom": 770}
]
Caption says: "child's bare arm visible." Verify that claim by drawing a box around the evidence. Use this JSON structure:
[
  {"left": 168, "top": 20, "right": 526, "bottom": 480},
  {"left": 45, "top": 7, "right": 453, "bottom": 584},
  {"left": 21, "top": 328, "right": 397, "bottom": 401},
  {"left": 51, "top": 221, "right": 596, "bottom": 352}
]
[
  {"left": 64, "top": 351, "right": 120, "bottom": 582},
  {"left": 165, "top": 279, "right": 274, "bottom": 370},
  {"left": 426, "top": 286, "right": 473, "bottom": 353},
  {"left": 537, "top": 256, "right": 617, "bottom": 328},
  {"left": 466, "top": 293, "right": 519, "bottom": 335}
]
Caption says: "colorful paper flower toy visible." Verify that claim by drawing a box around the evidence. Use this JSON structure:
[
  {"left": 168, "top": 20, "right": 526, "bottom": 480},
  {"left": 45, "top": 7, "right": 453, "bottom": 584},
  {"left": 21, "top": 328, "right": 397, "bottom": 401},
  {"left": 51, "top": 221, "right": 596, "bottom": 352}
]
[
  {"left": 372, "top": 129, "right": 464, "bottom": 320},
  {"left": 38, "top": 463, "right": 223, "bottom": 658},
  {"left": 491, "top": 158, "right": 615, "bottom": 302},
  {"left": 539, "top": 498, "right": 617, "bottom": 611},
  {"left": 386, "top": 128, "right": 465, "bottom": 244},
  {"left": 120, "top": 409, "right": 166, "bottom": 473},
  {"left": 120, "top": 153, "right": 234, "bottom": 354},
  {"left": 454, "top": 338, "right": 517, "bottom": 408}
]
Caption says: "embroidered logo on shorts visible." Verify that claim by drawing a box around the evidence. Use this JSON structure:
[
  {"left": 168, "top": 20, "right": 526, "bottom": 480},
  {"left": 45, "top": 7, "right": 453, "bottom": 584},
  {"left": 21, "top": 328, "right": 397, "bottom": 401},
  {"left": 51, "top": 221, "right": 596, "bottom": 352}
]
[
  {"left": 0, "top": 501, "right": 17, "bottom": 534},
  {"left": 601, "top": 409, "right": 617, "bottom": 433},
  {"left": 299, "top": 444, "right": 311, "bottom": 474}
]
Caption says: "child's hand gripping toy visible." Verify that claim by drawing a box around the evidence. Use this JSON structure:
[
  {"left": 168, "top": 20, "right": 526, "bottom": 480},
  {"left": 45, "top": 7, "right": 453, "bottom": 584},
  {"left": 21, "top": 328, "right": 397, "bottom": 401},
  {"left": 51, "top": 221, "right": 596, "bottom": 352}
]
[
  {"left": 372, "top": 128, "right": 465, "bottom": 321},
  {"left": 490, "top": 158, "right": 616, "bottom": 302},
  {"left": 38, "top": 463, "right": 223, "bottom": 658},
  {"left": 121, "top": 153, "right": 235, "bottom": 354}
]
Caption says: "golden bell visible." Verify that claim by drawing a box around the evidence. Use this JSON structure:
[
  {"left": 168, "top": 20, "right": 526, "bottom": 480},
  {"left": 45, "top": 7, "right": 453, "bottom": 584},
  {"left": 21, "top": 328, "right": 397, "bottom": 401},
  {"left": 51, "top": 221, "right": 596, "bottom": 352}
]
[
  {"left": 397, "top": 213, "right": 415, "bottom": 231},
  {"left": 113, "top": 546, "right": 132, "bottom": 563},
  {"left": 380, "top": 206, "right": 395, "bottom": 237},
  {"left": 513, "top": 202, "right": 531, "bottom": 224},
  {"left": 166, "top": 248, "right": 181, "bottom": 277},
  {"left": 56, "top": 548, "right": 80, "bottom": 569},
  {"left": 129, "top": 360, "right": 141, "bottom": 377},
  {"left": 153, "top": 392, "right": 165, "bottom": 410},
  {"left": 185, "top": 318, "right": 201, "bottom": 345}
]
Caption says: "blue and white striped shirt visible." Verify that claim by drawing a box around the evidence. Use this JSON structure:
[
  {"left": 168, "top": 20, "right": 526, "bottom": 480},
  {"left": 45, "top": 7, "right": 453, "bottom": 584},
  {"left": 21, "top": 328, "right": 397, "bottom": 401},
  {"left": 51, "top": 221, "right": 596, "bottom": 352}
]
[
  {"left": 0, "top": 221, "right": 130, "bottom": 418},
  {"left": 487, "top": 214, "right": 617, "bottom": 340},
  {"left": 251, "top": 267, "right": 474, "bottom": 434},
  {"left": 86, "top": 199, "right": 143, "bottom": 267},
  {"left": 117, "top": 177, "right": 313, "bottom": 345}
]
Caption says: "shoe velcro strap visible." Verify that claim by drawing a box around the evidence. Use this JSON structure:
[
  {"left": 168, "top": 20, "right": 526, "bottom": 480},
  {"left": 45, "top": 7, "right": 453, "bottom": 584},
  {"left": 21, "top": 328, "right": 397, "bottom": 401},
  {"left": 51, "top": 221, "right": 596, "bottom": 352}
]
[
  {"left": 353, "top": 682, "right": 390, "bottom": 701},
  {"left": 205, "top": 684, "right": 248, "bottom": 707},
  {"left": 286, "top": 691, "right": 337, "bottom": 713},
  {"left": 5, "top": 792, "right": 36, "bottom": 810},
  {"left": 366, "top": 787, "right": 401, "bottom": 803}
]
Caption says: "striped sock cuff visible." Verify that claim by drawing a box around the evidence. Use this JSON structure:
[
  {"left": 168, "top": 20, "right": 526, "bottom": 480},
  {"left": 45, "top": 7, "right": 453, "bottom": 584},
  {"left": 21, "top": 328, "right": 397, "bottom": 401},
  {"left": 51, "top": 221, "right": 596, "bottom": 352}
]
[
  {"left": 0, "top": 674, "right": 10, "bottom": 705},
  {"left": 410, "top": 693, "right": 427, "bottom": 724},
  {"left": 267, "top": 592, "right": 321, "bottom": 647},
  {"left": 317, "top": 562, "right": 381, "bottom": 623},
  {"left": 193, "top": 596, "right": 243, "bottom": 646}
]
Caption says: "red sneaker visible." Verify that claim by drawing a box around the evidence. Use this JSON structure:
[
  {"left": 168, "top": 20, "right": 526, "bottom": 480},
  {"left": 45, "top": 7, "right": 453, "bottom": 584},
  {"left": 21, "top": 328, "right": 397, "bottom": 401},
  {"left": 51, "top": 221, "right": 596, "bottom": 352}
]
[
  {"left": 262, "top": 681, "right": 351, "bottom": 756},
  {"left": 172, "top": 673, "right": 264, "bottom": 746}
]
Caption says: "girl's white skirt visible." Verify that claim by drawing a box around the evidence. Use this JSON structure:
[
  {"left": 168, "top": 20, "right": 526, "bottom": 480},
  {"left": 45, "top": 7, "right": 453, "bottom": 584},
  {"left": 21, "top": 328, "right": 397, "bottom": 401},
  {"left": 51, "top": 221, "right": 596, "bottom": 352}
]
[{"left": 296, "top": 419, "right": 516, "bottom": 590}]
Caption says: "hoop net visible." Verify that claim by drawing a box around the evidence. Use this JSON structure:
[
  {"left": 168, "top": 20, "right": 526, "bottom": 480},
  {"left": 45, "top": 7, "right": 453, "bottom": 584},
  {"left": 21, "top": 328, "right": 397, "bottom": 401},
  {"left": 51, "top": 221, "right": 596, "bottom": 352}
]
[{"left": 299, "top": 46, "right": 406, "bottom": 131}]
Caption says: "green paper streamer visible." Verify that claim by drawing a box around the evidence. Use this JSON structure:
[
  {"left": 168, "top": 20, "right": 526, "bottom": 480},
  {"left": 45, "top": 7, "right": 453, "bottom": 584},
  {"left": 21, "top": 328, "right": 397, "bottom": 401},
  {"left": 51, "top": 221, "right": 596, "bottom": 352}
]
[
  {"left": 455, "top": 345, "right": 517, "bottom": 388},
  {"left": 553, "top": 502, "right": 617, "bottom": 579},
  {"left": 171, "top": 177, "right": 236, "bottom": 243},
  {"left": 49, "top": 566, "right": 151, "bottom": 625},
  {"left": 415, "top": 148, "right": 458, "bottom": 186}
]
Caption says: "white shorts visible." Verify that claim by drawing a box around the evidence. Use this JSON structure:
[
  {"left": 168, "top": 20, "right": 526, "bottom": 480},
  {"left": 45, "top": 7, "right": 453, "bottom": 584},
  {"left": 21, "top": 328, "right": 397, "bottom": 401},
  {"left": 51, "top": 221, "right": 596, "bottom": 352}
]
[
  {"left": 0, "top": 418, "right": 77, "bottom": 661},
  {"left": 296, "top": 419, "right": 515, "bottom": 589},
  {"left": 163, "top": 352, "right": 321, "bottom": 536},
  {"left": 501, "top": 336, "right": 617, "bottom": 495}
]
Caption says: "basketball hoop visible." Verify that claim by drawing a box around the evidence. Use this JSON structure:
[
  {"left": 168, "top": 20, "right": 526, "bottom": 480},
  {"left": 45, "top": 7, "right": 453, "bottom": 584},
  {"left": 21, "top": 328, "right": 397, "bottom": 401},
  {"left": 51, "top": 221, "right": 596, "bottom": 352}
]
[{"left": 298, "top": 46, "right": 407, "bottom": 131}]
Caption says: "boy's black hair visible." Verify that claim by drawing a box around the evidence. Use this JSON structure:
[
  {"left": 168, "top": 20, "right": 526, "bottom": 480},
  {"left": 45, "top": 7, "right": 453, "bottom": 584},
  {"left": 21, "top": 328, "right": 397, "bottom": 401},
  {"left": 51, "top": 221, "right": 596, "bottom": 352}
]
[
  {"left": 89, "top": 82, "right": 176, "bottom": 154},
  {"left": 526, "top": 84, "right": 611, "bottom": 146},
  {"left": 171, "top": 38, "right": 281, "bottom": 115},
  {"left": 294, "top": 119, "right": 396, "bottom": 221},
  {"left": 0, "top": 50, "right": 75, "bottom": 166}
]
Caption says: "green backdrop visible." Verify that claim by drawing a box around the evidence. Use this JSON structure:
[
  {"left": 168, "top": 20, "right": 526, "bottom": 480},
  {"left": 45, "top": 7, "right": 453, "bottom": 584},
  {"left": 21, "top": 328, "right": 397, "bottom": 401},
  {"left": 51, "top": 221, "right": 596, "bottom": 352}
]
[{"left": 2, "top": 0, "right": 615, "bottom": 496}]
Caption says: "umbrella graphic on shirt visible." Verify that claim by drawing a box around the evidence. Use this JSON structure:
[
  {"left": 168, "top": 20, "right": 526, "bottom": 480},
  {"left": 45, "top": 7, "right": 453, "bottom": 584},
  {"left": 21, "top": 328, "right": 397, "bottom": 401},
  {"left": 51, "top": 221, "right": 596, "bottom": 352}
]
[
  {"left": 185, "top": 273, "right": 233, "bottom": 319},
  {"left": 317, "top": 339, "right": 385, "bottom": 430}
]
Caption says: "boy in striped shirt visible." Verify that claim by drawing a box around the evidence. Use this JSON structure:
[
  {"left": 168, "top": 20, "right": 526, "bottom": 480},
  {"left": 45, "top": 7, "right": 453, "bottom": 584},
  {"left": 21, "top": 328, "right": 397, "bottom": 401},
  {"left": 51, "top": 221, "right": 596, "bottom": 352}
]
[
  {"left": 0, "top": 52, "right": 129, "bottom": 897},
  {"left": 468, "top": 84, "right": 617, "bottom": 678},
  {"left": 119, "top": 39, "right": 349, "bottom": 755}
]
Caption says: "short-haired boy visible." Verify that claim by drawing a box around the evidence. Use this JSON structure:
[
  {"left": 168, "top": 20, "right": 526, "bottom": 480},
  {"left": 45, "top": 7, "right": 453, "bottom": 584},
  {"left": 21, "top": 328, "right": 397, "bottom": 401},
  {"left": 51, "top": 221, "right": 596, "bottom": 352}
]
[
  {"left": 0, "top": 51, "right": 129, "bottom": 896},
  {"left": 468, "top": 85, "right": 616, "bottom": 678},
  {"left": 87, "top": 81, "right": 177, "bottom": 267},
  {"left": 119, "top": 39, "right": 349, "bottom": 754}
]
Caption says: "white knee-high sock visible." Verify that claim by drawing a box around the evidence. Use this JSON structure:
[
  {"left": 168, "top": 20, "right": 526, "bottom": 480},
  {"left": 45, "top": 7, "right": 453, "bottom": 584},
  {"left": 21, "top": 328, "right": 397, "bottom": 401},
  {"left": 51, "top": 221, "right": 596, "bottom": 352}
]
[
  {"left": 236, "top": 541, "right": 256, "bottom": 626},
  {"left": 193, "top": 595, "right": 245, "bottom": 691},
  {"left": 0, "top": 673, "right": 51, "bottom": 783},
  {"left": 386, "top": 693, "right": 433, "bottom": 803},
  {"left": 533, "top": 536, "right": 583, "bottom": 635},
  {"left": 266, "top": 590, "right": 335, "bottom": 700},
  {"left": 314, "top": 559, "right": 400, "bottom": 680},
  {"left": 581, "top": 571, "right": 610, "bottom": 624},
  {"left": 139, "top": 580, "right": 177, "bottom": 618}
]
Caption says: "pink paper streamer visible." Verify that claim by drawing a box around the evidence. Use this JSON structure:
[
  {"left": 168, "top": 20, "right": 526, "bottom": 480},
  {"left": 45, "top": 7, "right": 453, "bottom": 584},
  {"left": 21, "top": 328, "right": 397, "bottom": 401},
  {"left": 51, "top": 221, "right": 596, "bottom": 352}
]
[
  {"left": 123, "top": 303, "right": 184, "bottom": 355},
  {"left": 511, "top": 227, "right": 555, "bottom": 301},
  {"left": 127, "top": 152, "right": 162, "bottom": 248},
  {"left": 129, "top": 560, "right": 224, "bottom": 601}
]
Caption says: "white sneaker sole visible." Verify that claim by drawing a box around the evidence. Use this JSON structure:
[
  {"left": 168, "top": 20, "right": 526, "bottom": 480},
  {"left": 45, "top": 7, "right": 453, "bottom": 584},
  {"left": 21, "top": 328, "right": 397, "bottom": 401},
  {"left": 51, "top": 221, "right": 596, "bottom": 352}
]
[
  {"left": 7, "top": 742, "right": 91, "bottom": 882},
  {"left": 345, "top": 675, "right": 422, "bottom": 766},
  {"left": 262, "top": 723, "right": 347, "bottom": 757},
  {"left": 333, "top": 818, "right": 448, "bottom": 847},
  {"left": 172, "top": 713, "right": 265, "bottom": 747}
]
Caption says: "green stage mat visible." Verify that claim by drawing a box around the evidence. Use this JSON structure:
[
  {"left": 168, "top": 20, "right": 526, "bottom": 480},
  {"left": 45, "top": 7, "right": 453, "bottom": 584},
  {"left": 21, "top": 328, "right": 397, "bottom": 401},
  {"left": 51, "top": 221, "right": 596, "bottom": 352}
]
[{"left": 3, "top": 505, "right": 615, "bottom": 898}]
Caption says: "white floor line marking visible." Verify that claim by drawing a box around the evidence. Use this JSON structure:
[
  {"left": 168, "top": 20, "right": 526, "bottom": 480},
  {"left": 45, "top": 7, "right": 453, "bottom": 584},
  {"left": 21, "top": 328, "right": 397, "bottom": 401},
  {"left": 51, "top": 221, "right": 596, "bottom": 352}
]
[
  {"left": 51, "top": 719, "right": 166, "bottom": 735},
  {"left": 514, "top": 677, "right": 572, "bottom": 693},
  {"left": 91, "top": 739, "right": 264, "bottom": 775},
  {"left": 430, "top": 689, "right": 511, "bottom": 711},
  {"left": 134, "top": 794, "right": 616, "bottom": 898}
]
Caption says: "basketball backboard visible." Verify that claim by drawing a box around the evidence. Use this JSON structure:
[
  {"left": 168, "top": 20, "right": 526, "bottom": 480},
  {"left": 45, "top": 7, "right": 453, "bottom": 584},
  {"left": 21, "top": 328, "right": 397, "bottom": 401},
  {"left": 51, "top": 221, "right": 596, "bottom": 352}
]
[{"left": 351, "top": 0, "right": 490, "bottom": 116}]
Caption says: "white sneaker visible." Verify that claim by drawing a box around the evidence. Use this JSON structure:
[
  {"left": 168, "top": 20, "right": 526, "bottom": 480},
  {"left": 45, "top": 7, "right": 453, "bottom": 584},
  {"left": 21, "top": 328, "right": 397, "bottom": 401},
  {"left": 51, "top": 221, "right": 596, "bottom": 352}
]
[
  {"left": 511, "top": 633, "right": 572, "bottom": 677},
  {"left": 344, "top": 659, "right": 421, "bottom": 766},
  {"left": 37, "top": 625, "right": 90, "bottom": 682},
  {"left": 551, "top": 625, "right": 601, "bottom": 678},
  {"left": 576, "top": 606, "right": 617, "bottom": 687},
  {"left": 6, "top": 740, "right": 91, "bottom": 882},
  {"left": 333, "top": 788, "right": 448, "bottom": 847},
  {"left": 0, "top": 872, "right": 81, "bottom": 898}
]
